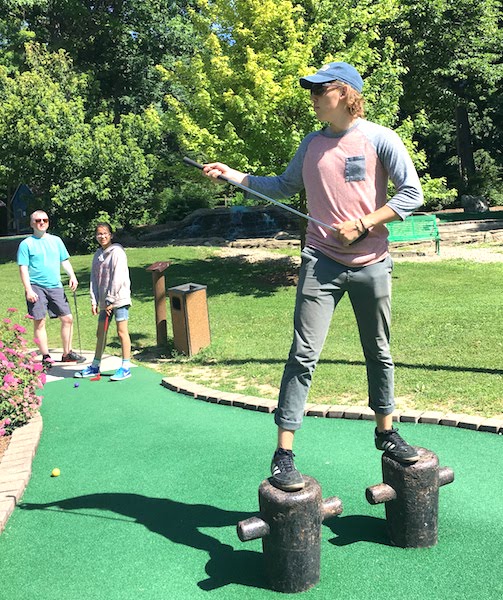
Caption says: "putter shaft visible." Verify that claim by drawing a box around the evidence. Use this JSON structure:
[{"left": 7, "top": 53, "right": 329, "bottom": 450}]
[
  {"left": 183, "top": 157, "right": 340, "bottom": 235},
  {"left": 72, "top": 291, "right": 83, "bottom": 356}
]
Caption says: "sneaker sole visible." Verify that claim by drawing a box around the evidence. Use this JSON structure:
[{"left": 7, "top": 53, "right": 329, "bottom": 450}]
[
  {"left": 270, "top": 477, "right": 305, "bottom": 492},
  {"left": 74, "top": 372, "right": 100, "bottom": 379},
  {"left": 110, "top": 373, "right": 131, "bottom": 382},
  {"left": 382, "top": 450, "right": 420, "bottom": 464}
]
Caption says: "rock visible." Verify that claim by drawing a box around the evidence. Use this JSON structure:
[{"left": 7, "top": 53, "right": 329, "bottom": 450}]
[{"left": 461, "top": 195, "right": 489, "bottom": 213}]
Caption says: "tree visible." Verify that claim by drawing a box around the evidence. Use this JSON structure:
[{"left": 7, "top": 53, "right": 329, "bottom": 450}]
[
  {"left": 0, "top": 43, "right": 164, "bottom": 245},
  {"left": 0, "top": 0, "right": 200, "bottom": 115},
  {"left": 159, "top": 0, "right": 453, "bottom": 210},
  {"left": 388, "top": 0, "right": 503, "bottom": 202}
]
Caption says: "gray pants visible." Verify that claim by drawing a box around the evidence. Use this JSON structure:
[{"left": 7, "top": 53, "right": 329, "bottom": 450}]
[{"left": 275, "top": 247, "right": 395, "bottom": 431}]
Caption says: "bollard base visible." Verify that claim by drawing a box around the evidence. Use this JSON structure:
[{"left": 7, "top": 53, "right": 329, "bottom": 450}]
[
  {"left": 381, "top": 447, "right": 450, "bottom": 548},
  {"left": 238, "top": 475, "right": 343, "bottom": 593}
]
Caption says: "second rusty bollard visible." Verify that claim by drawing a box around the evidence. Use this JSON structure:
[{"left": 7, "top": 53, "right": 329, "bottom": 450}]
[
  {"left": 237, "top": 476, "right": 343, "bottom": 593},
  {"left": 366, "top": 447, "right": 454, "bottom": 548}
]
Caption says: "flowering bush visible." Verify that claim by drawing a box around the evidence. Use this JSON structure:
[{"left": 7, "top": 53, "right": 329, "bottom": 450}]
[{"left": 0, "top": 308, "right": 45, "bottom": 436}]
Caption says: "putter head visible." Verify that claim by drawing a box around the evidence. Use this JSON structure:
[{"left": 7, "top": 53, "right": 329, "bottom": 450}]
[{"left": 90, "top": 373, "right": 101, "bottom": 381}]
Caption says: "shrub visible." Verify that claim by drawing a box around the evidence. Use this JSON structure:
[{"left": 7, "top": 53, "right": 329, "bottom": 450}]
[
  {"left": 0, "top": 309, "right": 45, "bottom": 436},
  {"left": 159, "top": 182, "right": 221, "bottom": 222}
]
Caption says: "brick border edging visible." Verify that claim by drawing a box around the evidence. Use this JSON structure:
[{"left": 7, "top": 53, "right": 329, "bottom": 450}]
[
  {"left": 161, "top": 376, "right": 503, "bottom": 435},
  {"left": 0, "top": 414, "right": 43, "bottom": 534}
]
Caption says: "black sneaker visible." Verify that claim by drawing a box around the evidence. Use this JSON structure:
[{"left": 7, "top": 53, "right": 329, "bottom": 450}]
[
  {"left": 42, "top": 354, "right": 54, "bottom": 371},
  {"left": 270, "top": 448, "right": 305, "bottom": 492},
  {"left": 61, "top": 351, "right": 86, "bottom": 363},
  {"left": 374, "top": 428, "right": 419, "bottom": 464}
]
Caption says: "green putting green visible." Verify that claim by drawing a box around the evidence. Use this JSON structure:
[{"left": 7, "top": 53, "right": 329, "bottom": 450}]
[{"left": 1, "top": 365, "right": 502, "bottom": 599}]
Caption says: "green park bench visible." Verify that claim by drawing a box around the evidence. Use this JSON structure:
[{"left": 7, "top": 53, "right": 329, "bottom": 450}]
[{"left": 386, "top": 214, "right": 441, "bottom": 254}]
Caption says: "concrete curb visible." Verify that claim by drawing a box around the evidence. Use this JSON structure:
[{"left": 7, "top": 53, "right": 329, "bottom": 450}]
[{"left": 161, "top": 376, "right": 503, "bottom": 435}]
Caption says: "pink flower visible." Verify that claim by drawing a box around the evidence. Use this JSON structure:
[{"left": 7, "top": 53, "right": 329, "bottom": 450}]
[
  {"left": 2, "top": 310, "right": 43, "bottom": 434},
  {"left": 25, "top": 314, "right": 34, "bottom": 320}
]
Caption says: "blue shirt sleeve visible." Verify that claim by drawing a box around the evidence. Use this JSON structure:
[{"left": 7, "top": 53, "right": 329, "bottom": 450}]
[
  {"left": 17, "top": 239, "right": 30, "bottom": 266},
  {"left": 246, "top": 133, "right": 318, "bottom": 199},
  {"left": 57, "top": 236, "right": 70, "bottom": 262},
  {"left": 359, "top": 121, "right": 423, "bottom": 219}
]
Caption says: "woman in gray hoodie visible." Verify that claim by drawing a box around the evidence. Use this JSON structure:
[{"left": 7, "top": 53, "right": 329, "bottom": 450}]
[{"left": 75, "top": 223, "right": 132, "bottom": 381}]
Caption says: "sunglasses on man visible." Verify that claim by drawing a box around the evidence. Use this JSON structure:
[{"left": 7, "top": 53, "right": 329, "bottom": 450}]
[
  {"left": 34, "top": 218, "right": 49, "bottom": 223},
  {"left": 309, "top": 82, "right": 341, "bottom": 96}
]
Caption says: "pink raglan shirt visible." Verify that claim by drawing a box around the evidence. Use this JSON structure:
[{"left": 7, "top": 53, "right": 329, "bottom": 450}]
[{"left": 247, "top": 119, "right": 423, "bottom": 267}]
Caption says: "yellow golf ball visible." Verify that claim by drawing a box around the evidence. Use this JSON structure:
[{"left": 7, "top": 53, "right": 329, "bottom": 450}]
[{"left": 51, "top": 468, "right": 60, "bottom": 477}]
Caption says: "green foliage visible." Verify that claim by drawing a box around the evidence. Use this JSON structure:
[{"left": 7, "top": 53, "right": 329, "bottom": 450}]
[
  {"left": 420, "top": 175, "right": 458, "bottom": 211},
  {"left": 158, "top": 181, "right": 221, "bottom": 222},
  {"left": 160, "top": 0, "right": 453, "bottom": 209},
  {"left": 159, "top": 0, "right": 317, "bottom": 173},
  {"left": 389, "top": 0, "right": 503, "bottom": 199},
  {"left": 0, "top": 43, "right": 166, "bottom": 247},
  {"left": 0, "top": 0, "right": 200, "bottom": 114},
  {"left": 470, "top": 150, "right": 503, "bottom": 205},
  {"left": 49, "top": 108, "right": 163, "bottom": 245},
  {"left": 1, "top": 0, "right": 501, "bottom": 228}
]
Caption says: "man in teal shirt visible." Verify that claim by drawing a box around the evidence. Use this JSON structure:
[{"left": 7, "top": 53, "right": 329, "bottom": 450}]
[{"left": 17, "top": 210, "right": 84, "bottom": 369}]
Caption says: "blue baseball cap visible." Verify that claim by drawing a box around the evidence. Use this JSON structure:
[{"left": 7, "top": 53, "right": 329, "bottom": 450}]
[{"left": 300, "top": 62, "right": 364, "bottom": 93}]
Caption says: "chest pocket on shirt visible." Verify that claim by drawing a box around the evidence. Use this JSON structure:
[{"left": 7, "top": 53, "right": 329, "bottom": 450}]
[{"left": 344, "top": 156, "right": 366, "bottom": 182}]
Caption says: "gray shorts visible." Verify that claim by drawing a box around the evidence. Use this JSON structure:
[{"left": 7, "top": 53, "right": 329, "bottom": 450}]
[{"left": 27, "top": 285, "right": 71, "bottom": 321}]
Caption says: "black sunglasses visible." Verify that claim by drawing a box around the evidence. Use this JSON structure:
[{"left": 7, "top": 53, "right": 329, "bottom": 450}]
[
  {"left": 310, "top": 82, "right": 340, "bottom": 96},
  {"left": 34, "top": 218, "right": 49, "bottom": 223}
]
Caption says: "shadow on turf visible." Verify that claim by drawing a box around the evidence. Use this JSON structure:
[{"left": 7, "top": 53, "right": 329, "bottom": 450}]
[
  {"left": 20, "top": 493, "right": 268, "bottom": 591},
  {"left": 325, "top": 514, "right": 392, "bottom": 546},
  {"left": 220, "top": 357, "right": 503, "bottom": 376}
]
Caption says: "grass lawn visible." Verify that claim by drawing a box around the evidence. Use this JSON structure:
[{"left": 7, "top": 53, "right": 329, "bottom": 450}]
[{"left": 1, "top": 244, "right": 502, "bottom": 418}]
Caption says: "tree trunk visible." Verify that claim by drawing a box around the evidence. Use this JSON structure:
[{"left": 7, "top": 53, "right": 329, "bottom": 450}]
[{"left": 455, "top": 104, "right": 476, "bottom": 192}]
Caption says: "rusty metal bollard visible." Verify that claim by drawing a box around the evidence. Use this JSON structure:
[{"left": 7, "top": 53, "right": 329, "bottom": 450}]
[
  {"left": 366, "top": 447, "right": 454, "bottom": 548},
  {"left": 237, "top": 475, "right": 343, "bottom": 593}
]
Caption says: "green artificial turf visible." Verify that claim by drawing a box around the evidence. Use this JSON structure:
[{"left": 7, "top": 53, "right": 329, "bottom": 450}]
[{"left": 1, "top": 365, "right": 502, "bottom": 599}]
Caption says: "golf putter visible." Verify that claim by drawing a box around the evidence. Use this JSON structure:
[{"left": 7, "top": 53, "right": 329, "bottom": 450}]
[
  {"left": 72, "top": 291, "right": 83, "bottom": 356},
  {"left": 183, "top": 156, "right": 369, "bottom": 244},
  {"left": 90, "top": 312, "right": 110, "bottom": 381}
]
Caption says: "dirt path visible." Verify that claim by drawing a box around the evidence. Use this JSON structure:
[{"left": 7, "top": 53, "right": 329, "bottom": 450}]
[{"left": 218, "top": 242, "right": 503, "bottom": 264}]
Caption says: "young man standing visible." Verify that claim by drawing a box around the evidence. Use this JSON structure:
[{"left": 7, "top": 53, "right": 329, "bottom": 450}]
[
  {"left": 17, "top": 210, "right": 85, "bottom": 369},
  {"left": 203, "top": 62, "right": 424, "bottom": 491}
]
